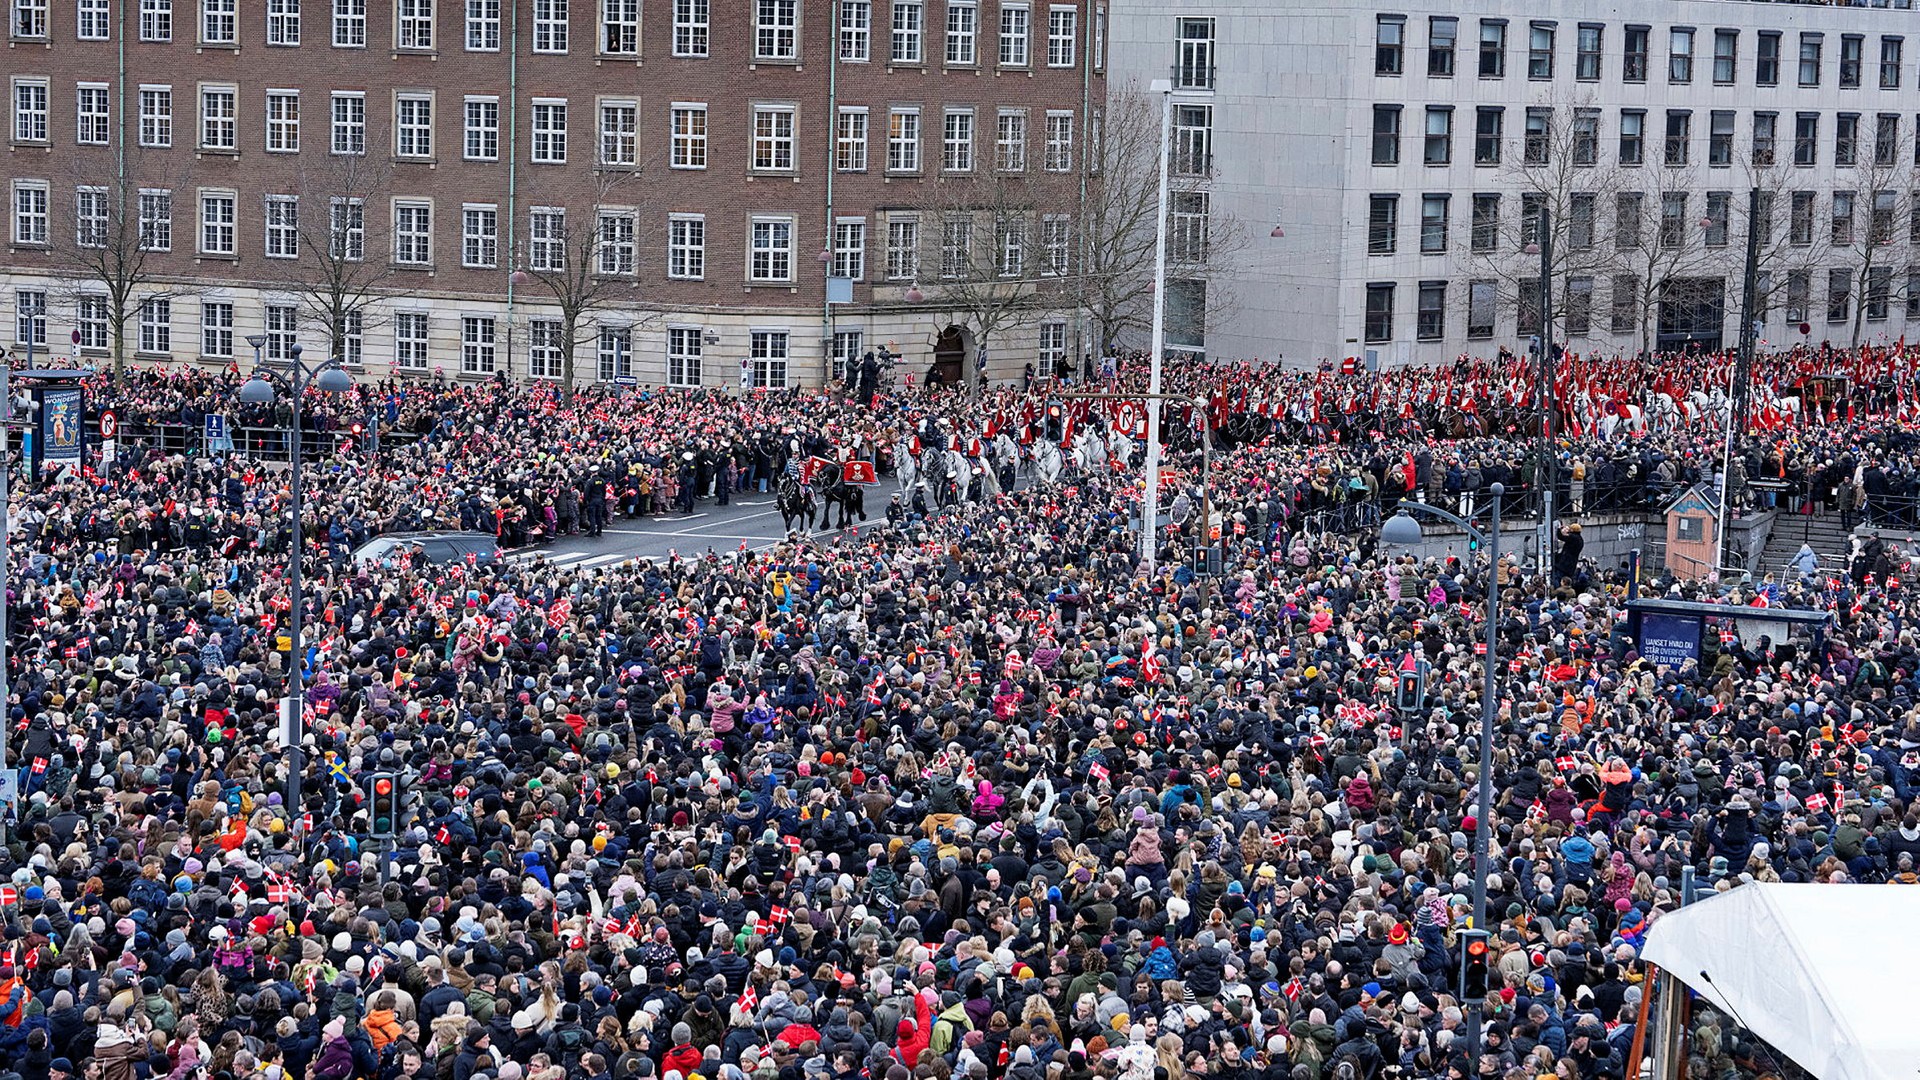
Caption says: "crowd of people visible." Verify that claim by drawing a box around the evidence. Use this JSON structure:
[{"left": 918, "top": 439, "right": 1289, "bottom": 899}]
[{"left": 0, "top": 347, "right": 1909, "bottom": 1080}]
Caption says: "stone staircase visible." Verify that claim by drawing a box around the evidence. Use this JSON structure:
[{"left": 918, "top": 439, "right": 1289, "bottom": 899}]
[{"left": 1757, "top": 511, "right": 1855, "bottom": 579}]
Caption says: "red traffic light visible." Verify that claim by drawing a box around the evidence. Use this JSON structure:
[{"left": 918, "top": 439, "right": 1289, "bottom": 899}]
[
  {"left": 374, "top": 777, "right": 393, "bottom": 796},
  {"left": 1465, "top": 938, "right": 1488, "bottom": 957}
]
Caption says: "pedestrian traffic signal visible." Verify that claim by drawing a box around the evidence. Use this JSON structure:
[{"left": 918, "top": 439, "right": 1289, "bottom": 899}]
[
  {"left": 1459, "top": 928, "right": 1491, "bottom": 999},
  {"left": 1395, "top": 668, "right": 1426, "bottom": 713},
  {"left": 1044, "top": 401, "right": 1064, "bottom": 443},
  {"left": 368, "top": 771, "right": 402, "bottom": 837}
]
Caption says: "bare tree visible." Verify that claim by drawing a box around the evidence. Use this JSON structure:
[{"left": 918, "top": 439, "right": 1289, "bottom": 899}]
[
  {"left": 511, "top": 171, "right": 653, "bottom": 397},
  {"left": 255, "top": 147, "right": 403, "bottom": 366},
  {"left": 1732, "top": 157, "right": 1833, "bottom": 339},
  {"left": 45, "top": 148, "right": 190, "bottom": 384},
  {"left": 1825, "top": 128, "right": 1920, "bottom": 346}
]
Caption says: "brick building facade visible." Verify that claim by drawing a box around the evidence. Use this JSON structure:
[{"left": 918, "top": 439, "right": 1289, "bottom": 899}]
[{"left": 6, "top": 0, "right": 1105, "bottom": 387}]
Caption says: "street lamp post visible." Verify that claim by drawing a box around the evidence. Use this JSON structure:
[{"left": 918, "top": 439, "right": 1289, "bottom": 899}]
[
  {"left": 237, "top": 341, "right": 353, "bottom": 826},
  {"left": 1525, "top": 211, "right": 1554, "bottom": 579},
  {"left": 1381, "top": 483, "right": 1504, "bottom": 1070},
  {"left": 1141, "top": 77, "right": 1174, "bottom": 568}
]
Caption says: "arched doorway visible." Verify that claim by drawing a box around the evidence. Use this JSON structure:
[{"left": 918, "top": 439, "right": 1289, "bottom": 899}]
[{"left": 929, "top": 325, "right": 969, "bottom": 386}]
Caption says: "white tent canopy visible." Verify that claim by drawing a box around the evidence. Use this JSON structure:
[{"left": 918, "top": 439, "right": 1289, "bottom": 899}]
[{"left": 1641, "top": 883, "right": 1920, "bottom": 1080}]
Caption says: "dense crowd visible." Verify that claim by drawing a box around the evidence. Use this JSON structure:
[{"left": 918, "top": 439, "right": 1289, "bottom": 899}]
[{"left": 0, "top": 350, "right": 1910, "bottom": 1080}]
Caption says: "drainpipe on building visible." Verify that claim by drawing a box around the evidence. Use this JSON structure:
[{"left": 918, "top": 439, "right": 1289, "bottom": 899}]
[
  {"left": 1075, "top": 2, "right": 1094, "bottom": 376},
  {"left": 502, "top": 0, "right": 522, "bottom": 380},
  {"left": 116, "top": 0, "right": 126, "bottom": 184}
]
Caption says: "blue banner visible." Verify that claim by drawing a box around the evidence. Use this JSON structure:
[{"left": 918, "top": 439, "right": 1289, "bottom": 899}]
[
  {"left": 40, "top": 386, "right": 83, "bottom": 466},
  {"left": 1641, "top": 612, "right": 1703, "bottom": 669}
]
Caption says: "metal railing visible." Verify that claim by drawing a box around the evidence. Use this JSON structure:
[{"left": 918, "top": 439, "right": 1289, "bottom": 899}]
[{"left": 50, "top": 419, "right": 427, "bottom": 463}]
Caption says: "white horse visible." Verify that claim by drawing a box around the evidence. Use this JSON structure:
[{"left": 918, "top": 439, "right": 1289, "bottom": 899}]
[
  {"left": 1106, "top": 430, "right": 1135, "bottom": 473},
  {"left": 1598, "top": 403, "right": 1646, "bottom": 440},
  {"left": 895, "top": 438, "right": 921, "bottom": 497},
  {"left": 1033, "top": 442, "right": 1064, "bottom": 485},
  {"left": 1645, "top": 392, "right": 1682, "bottom": 432},
  {"left": 1071, "top": 429, "right": 1106, "bottom": 474},
  {"left": 1687, "top": 389, "right": 1732, "bottom": 428}
]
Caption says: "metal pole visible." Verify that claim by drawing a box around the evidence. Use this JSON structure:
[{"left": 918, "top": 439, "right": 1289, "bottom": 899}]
[
  {"left": 1199, "top": 407, "right": 1212, "bottom": 594},
  {"left": 286, "top": 359, "right": 306, "bottom": 822},
  {"left": 1140, "top": 80, "right": 1173, "bottom": 568},
  {"left": 0, "top": 366, "right": 10, "bottom": 837},
  {"left": 1467, "top": 481, "right": 1503, "bottom": 1069},
  {"left": 1537, "top": 208, "right": 1554, "bottom": 577},
  {"left": 1733, "top": 186, "right": 1761, "bottom": 436}
]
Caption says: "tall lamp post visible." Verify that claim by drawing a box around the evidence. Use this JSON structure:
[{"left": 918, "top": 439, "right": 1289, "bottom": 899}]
[
  {"left": 1381, "top": 483, "right": 1504, "bottom": 1069},
  {"left": 1141, "top": 77, "right": 1174, "bottom": 568},
  {"left": 1525, "top": 212, "right": 1554, "bottom": 578},
  {"left": 237, "top": 340, "right": 353, "bottom": 825}
]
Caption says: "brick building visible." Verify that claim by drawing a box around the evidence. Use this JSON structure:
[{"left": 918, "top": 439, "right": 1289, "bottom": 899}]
[{"left": 6, "top": 0, "right": 1106, "bottom": 387}]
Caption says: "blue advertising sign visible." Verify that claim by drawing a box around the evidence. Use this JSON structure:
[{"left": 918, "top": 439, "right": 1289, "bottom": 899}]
[
  {"left": 1640, "top": 612, "right": 1703, "bottom": 669},
  {"left": 40, "top": 386, "right": 83, "bottom": 466}
]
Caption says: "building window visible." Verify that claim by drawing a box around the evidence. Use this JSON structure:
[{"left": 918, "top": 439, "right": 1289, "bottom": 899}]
[
  {"left": 329, "top": 196, "right": 364, "bottom": 259},
  {"left": 460, "top": 0, "right": 498, "bottom": 49},
  {"left": 999, "top": 2, "right": 1030, "bottom": 66},
  {"left": 1831, "top": 191, "right": 1855, "bottom": 245},
  {"left": 266, "top": 0, "right": 300, "bottom": 45},
  {"left": 139, "top": 87, "right": 173, "bottom": 148},
  {"left": 1042, "top": 111, "right": 1073, "bottom": 172},
  {"left": 1030, "top": 322, "right": 1063, "bottom": 375},
  {"left": 78, "top": 0, "right": 109, "bottom": 39},
  {"left": 756, "top": 0, "right": 798, "bottom": 60},
  {"left": 76, "top": 296, "right": 107, "bottom": 349},
  {"left": 1827, "top": 267, "right": 1851, "bottom": 323},
  {"left": 137, "top": 188, "right": 171, "bottom": 250},
  {"left": 1471, "top": 194, "right": 1498, "bottom": 252},
  {"left": 834, "top": 218, "right": 866, "bottom": 279},
  {"left": 1416, "top": 281, "right": 1445, "bottom": 341},
  {"left": 461, "top": 205, "right": 498, "bottom": 268},
  {"left": 393, "top": 312, "right": 428, "bottom": 370},
  {"left": 12, "top": 0, "right": 47, "bottom": 37},
  {"left": 1866, "top": 265, "right": 1892, "bottom": 322},
  {"left": 841, "top": 0, "right": 870, "bottom": 61},
  {"left": 13, "top": 80, "right": 48, "bottom": 144},
  {"left": 1877, "top": 114, "right": 1900, "bottom": 168},
  {"left": 396, "top": 94, "right": 434, "bottom": 158},
  {"left": 1371, "top": 105, "right": 1400, "bottom": 166},
  {"left": 1430, "top": 17, "right": 1456, "bottom": 76},
  {"left": 1568, "top": 192, "right": 1595, "bottom": 249},
  {"left": 198, "top": 191, "right": 235, "bottom": 254},
  {"left": 750, "top": 330, "right": 789, "bottom": 388},
  {"left": 600, "top": 0, "right": 636, "bottom": 54},
  {"left": 1872, "top": 189, "right": 1897, "bottom": 245},
  {"left": 1566, "top": 276, "right": 1593, "bottom": 334},
  {"left": 1754, "top": 112, "right": 1777, "bottom": 167},
  {"left": 1709, "top": 111, "right": 1734, "bottom": 167},
  {"left": 1376, "top": 15, "right": 1404, "bottom": 76},
  {"left": 534, "top": 0, "right": 569, "bottom": 52},
  {"left": 1473, "top": 107, "right": 1500, "bottom": 165},
  {"left": 1882, "top": 36, "right": 1902, "bottom": 89},
  {"left": 1611, "top": 275, "right": 1640, "bottom": 332},
  {"left": 671, "top": 105, "right": 708, "bottom": 168},
  {"left": 265, "top": 91, "right": 300, "bottom": 152},
  {"left": 946, "top": 0, "right": 976, "bottom": 64},
  {"left": 1520, "top": 192, "right": 1544, "bottom": 247},
  {"left": 666, "top": 327, "right": 703, "bottom": 386},
  {"left": 140, "top": 0, "right": 172, "bottom": 41},
  {"left": 668, "top": 214, "right": 705, "bottom": 279},
  {"left": 1170, "top": 191, "right": 1207, "bottom": 261},
  {"left": 201, "top": 0, "right": 238, "bottom": 41},
  {"left": 1713, "top": 29, "right": 1736, "bottom": 84},
  {"left": 332, "top": 0, "right": 363, "bottom": 46},
  {"left": 1571, "top": 109, "right": 1598, "bottom": 166},
  {"left": 1575, "top": 24, "right": 1601, "bottom": 80},
  {"left": 528, "top": 207, "right": 566, "bottom": 271},
  {"left": 1364, "top": 283, "right": 1394, "bottom": 343},
  {"left": 1784, "top": 269, "right": 1810, "bottom": 323},
  {"left": 1468, "top": 280, "right": 1497, "bottom": 338},
  {"left": 461, "top": 316, "right": 496, "bottom": 373},
  {"left": 750, "top": 217, "right": 793, "bottom": 282},
  {"left": 199, "top": 300, "right": 233, "bottom": 357},
  {"left": 199, "top": 86, "right": 236, "bottom": 151},
  {"left": 942, "top": 108, "right": 974, "bottom": 171},
  {"left": 393, "top": 200, "right": 432, "bottom": 266},
  {"left": 1757, "top": 31, "right": 1783, "bottom": 86},
  {"left": 1669, "top": 27, "right": 1694, "bottom": 84},
  {"left": 892, "top": 0, "right": 923, "bottom": 63},
  {"left": 1425, "top": 106, "right": 1452, "bottom": 165},
  {"left": 597, "top": 325, "right": 632, "bottom": 382},
  {"left": 995, "top": 215, "right": 1025, "bottom": 276},
  {"left": 880, "top": 216, "right": 923, "bottom": 282},
  {"left": 1419, "top": 193, "right": 1448, "bottom": 253},
  {"left": 1794, "top": 113, "right": 1818, "bottom": 166},
  {"left": 596, "top": 209, "right": 636, "bottom": 275},
  {"left": 1041, "top": 213, "right": 1069, "bottom": 274},
  {"left": 1527, "top": 21, "right": 1552, "bottom": 80},
  {"left": 1619, "top": 109, "right": 1644, "bottom": 165},
  {"left": 77, "top": 84, "right": 110, "bottom": 146},
  {"left": 1658, "top": 191, "right": 1687, "bottom": 248},
  {"left": 1367, "top": 194, "right": 1398, "bottom": 255},
  {"left": 1616, "top": 192, "right": 1643, "bottom": 249},
  {"left": 1704, "top": 190, "right": 1730, "bottom": 246},
  {"left": 1047, "top": 6, "right": 1076, "bottom": 67},
  {"left": 598, "top": 100, "right": 636, "bottom": 166},
  {"left": 13, "top": 290, "right": 44, "bottom": 348},
  {"left": 463, "top": 97, "right": 500, "bottom": 161},
  {"left": 1841, "top": 33, "right": 1863, "bottom": 89},
  {"left": 837, "top": 108, "right": 869, "bottom": 171},
  {"left": 1524, "top": 107, "right": 1550, "bottom": 165},
  {"left": 76, "top": 186, "right": 107, "bottom": 248},
  {"left": 138, "top": 298, "right": 171, "bottom": 354},
  {"left": 671, "top": 0, "right": 706, "bottom": 56},
  {"left": 332, "top": 92, "right": 365, "bottom": 154},
  {"left": 1623, "top": 25, "right": 1648, "bottom": 82},
  {"left": 1836, "top": 114, "right": 1859, "bottom": 167},
  {"left": 1789, "top": 191, "right": 1814, "bottom": 246},
  {"left": 396, "top": 0, "right": 432, "bottom": 49},
  {"left": 530, "top": 99, "right": 567, "bottom": 164},
  {"left": 753, "top": 104, "right": 796, "bottom": 171},
  {"left": 996, "top": 110, "right": 1027, "bottom": 172},
  {"left": 940, "top": 214, "right": 972, "bottom": 278},
  {"left": 264, "top": 194, "right": 299, "bottom": 258},
  {"left": 1478, "top": 20, "right": 1505, "bottom": 78},
  {"left": 1176, "top": 16, "right": 1214, "bottom": 89},
  {"left": 527, "top": 319, "right": 562, "bottom": 380},
  {"left": 888, "top": 107, "right": 921, "bottom": 172},
  {"left": 1800, "top": 34, "right": 1822, "bottom": 87}
]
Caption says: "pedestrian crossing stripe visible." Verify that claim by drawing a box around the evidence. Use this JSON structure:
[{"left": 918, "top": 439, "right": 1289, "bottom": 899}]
[{"left": 501, "top": 549, "right": 635, "bottom": 569}]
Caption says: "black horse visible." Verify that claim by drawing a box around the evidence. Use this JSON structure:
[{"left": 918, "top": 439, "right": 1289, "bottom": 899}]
[
  {"left": 817, "top": 477, "right": 868, "bottom": 529},
  {"left": 777, "top": 476, "right": 816, "bottom": 532}
]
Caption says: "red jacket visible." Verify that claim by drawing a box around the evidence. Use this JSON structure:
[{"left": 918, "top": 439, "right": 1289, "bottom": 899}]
[{"left": 663, "top": 1042, "right": 705, "bottom": 1078}]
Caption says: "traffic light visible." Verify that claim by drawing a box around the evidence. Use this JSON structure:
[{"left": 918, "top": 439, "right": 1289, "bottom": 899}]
[
  {"left": 1459, "top": 928, "right": 1491, "bottom": 999},
  {"left": 1394, "top": 667, "right": 1426, "bottom": 713},
  {"left": 367, "top": 771, "right": 401, "bottom": 837},
  {"left": 1044, "top": 401, "right": 1064, "bottom": 443}
]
